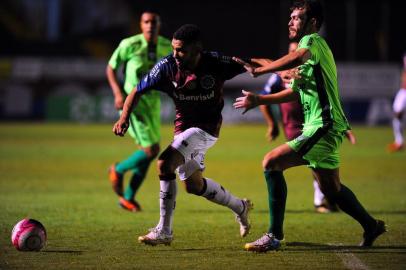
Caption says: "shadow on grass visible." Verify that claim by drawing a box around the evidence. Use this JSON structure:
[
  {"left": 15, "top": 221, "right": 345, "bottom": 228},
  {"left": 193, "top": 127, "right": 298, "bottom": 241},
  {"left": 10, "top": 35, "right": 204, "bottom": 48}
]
[
  {"left": 252, "top": 209, "right": 406, "bottom": 215},
  {"left": 285, "top": 242, "right": 406, "bottom": 253},
  {"left": 43, "top": 250, "right": 83, "bottom": 255}
]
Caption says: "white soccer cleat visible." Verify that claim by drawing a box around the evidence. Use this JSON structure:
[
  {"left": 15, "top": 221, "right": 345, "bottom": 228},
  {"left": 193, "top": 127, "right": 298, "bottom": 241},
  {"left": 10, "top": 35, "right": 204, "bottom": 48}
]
[
  {"left": 138, "top": 227, "right": 173, "bottom": 246},
  {"left": 244, "top": 233, "right": 282, "bottom": 252},
  {"left": 235, "top": 199, "right": 253, "bottom": 237}
]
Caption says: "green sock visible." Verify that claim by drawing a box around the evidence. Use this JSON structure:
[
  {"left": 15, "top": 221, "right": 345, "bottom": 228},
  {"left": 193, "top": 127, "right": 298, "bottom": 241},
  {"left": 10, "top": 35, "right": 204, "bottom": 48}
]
[
  {"left": 264, "top": 170, "right": 287, "bottom": 240},
  {"left": 334, "top": 184, "right": 376, "bottom": 232},
  {"left": 124, "top": 162, "right": 151, "bottom": 201},
  {"left": 116, "top": 150, "right": 148, "bottom": 174}
]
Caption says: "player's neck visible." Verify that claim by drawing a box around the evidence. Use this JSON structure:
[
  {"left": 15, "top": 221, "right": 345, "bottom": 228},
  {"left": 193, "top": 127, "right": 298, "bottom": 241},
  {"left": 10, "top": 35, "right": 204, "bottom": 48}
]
[
  {"left": 186, "top": 53, "right": 201, "bottom": 72},
  {"left": 143, "top": 33, "right": 158, "bottom": 44}
]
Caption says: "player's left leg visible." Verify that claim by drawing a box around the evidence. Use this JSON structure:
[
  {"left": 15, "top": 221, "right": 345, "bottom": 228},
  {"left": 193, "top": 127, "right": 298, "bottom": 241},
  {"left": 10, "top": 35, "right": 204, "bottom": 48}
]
[
  {"left": 173, "top": 128, "right": 252, "bottom": 237},
  {"left": 182, "top": 170, "right": 253, "bottom": 237},
  {"left": 245, "top": 143, "right": 307, "bottom": 252}
]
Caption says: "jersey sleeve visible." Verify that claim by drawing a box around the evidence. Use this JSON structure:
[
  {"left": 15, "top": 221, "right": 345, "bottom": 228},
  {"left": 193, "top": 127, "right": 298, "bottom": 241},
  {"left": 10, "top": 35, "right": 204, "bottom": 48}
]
[
  {"left": 108, "top": 41, "right": 129, "bottom": 70},
  {"left": 136, "top": 58, "right": 168, "bottom": 94},
  {"left": 291, "top": 34, "right": 319, "bottom": 93},
  {"left": 298, "top": 34, "right": 320, "bottom": 65},
  {"left": 262, "top": 73, "right": 283, "bottom": 94},
  {"left": 208, "top": 52, "right": 246, "bottom": 80}
]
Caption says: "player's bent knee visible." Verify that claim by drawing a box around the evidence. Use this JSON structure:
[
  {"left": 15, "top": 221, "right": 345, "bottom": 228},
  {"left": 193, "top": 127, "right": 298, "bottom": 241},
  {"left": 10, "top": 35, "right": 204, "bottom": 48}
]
[
  {"left": 262, "top": 155, "right": 280, "bottom": 171},
  {"left": 157, "top": 159, "right": 173, "bottom": 175}
]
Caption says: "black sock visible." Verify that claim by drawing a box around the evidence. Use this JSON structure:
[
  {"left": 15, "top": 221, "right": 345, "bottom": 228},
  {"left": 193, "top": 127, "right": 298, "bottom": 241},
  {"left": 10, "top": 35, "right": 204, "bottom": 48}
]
[
  {"left": 334, "top": 184, "right": 376, "bottom": 232},
  {"left": 264, "top": 170, "right": 287, "bottom": 240}
]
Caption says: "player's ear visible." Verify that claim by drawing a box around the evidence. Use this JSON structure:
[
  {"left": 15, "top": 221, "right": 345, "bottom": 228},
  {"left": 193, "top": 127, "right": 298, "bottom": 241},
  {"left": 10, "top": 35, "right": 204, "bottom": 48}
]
[{"left": 310, "top": 18, "right": 317, "bottom": 28}]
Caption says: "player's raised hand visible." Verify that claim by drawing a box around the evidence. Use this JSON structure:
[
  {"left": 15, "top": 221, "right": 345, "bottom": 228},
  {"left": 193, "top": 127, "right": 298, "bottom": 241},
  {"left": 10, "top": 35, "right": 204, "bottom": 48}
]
[
  {"left": 233, "top": 90, "right": 259, "bottom": 114},
  {"left": 113, "top": 118, "right": 129, "bottom": 137},
  {"left": 232, "top": 57, "right": 257, "bottom": 77}
]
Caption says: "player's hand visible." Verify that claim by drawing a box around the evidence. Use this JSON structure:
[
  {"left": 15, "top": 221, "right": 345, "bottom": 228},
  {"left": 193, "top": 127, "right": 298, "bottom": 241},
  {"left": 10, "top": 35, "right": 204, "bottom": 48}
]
[
  {"left": 233, "top": 90, "right": 259, "bottom": 114},
  {"left": 232, "top": 57, "right": 258, "bottom": 77},
  {"left": 113, "top": 118, "right": 129, "bottom": 137},
  {"left": 267, "top": 125, "right": 279, "bottom": 142},
  {"left": 114, "top": 94, "right": 124, "bottom": 110},
  {"left": 345, "top": 130, "right": 356, "bottom": 145}
]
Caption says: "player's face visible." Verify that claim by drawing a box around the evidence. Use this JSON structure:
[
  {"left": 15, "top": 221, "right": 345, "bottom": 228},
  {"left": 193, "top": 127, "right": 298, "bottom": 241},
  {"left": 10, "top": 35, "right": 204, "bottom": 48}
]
[
  {"left": 288, "top": 8, "right": 309, "bottom": 41},
  {"left": 172, "top": 39, "right": 200, "bottom": 71},
  {"left": 140, "top": 12, "right": 160, "bottom": 42}
]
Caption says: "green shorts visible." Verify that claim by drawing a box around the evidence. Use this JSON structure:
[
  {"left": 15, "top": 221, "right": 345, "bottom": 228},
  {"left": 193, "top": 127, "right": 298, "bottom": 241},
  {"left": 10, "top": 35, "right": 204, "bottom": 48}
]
[
  {"left": 287, "top": 126, "right": 344, "bottom": 169},
  {"left": 122, "top": 91, "right": 161, "bottom": 148}
]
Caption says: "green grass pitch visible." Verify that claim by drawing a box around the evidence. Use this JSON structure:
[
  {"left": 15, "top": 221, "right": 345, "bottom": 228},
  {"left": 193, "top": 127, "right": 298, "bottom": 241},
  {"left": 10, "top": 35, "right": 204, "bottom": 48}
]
[{"left": 0, "top": 123, "right": 405, "bottom": 269}]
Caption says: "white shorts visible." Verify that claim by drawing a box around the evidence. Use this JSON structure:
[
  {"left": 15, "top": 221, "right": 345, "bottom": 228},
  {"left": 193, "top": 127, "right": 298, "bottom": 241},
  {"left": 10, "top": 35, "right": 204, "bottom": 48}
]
[
  {"left": 393, "top": 88, "right": 406, "bottom": 113},
  {"left": 171, "top": 128, "right": 217, "bottom": 180}
]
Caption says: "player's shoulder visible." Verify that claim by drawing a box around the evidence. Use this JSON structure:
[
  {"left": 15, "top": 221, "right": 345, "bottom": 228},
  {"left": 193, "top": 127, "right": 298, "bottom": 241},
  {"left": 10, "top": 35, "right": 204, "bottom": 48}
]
[
  {"left": 118, "top": 34, "right": 144, "bottom": 48},
  {"left": 204, "top": 51, "right": 234, "bottom": 64},
  {"left": 158, "top": 36, "right": 172, "bottom": 46},
  {"left": 151, "top": 55, "right": 175, "bottom": 73}
]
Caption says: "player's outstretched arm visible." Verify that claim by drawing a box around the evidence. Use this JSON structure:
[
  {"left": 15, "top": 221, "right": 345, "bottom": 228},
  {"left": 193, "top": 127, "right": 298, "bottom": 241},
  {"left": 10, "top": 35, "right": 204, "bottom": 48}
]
[
  {"left": 112, "top": 87, "right": 141, "bottom": 136},
  {"left": 234, "top": 49, "right": 311, "bottom": 78},
  {"left": 233, "top": 89, "right": 299, "bottom": 114}
]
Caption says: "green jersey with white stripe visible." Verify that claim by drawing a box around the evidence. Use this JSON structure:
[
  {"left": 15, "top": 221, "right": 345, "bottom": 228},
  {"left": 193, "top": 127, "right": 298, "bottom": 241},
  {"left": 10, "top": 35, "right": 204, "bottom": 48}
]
[{"left": 291, "top": 33, "right": 350, "bottom": 133}]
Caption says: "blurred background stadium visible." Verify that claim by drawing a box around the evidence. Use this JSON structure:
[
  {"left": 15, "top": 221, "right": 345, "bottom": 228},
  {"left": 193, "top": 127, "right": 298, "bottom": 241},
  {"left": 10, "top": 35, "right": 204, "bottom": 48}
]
[{"left": 1, "top": 0, "right": 405, "bottom": 124}]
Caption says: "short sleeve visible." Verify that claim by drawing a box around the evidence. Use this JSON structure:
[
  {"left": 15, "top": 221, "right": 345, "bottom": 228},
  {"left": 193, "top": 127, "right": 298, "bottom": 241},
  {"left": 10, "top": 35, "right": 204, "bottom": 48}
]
[
  {"left": 136, "top": 58, "right": 168, "bottom": 94},
  {"left": 263, "top": 73, "right": 283, "bottom": 94},
  {"left": 298, "top": 34, "right": 319, "bottom": 65},
  {"left": 108, "top": 41, "right": 128, "bottom": 70}
]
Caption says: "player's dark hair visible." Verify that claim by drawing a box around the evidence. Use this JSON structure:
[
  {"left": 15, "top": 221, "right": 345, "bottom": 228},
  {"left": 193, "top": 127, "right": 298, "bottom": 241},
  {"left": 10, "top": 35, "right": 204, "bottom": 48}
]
[
  {"left": 173, "top": 24, "right": 201, "bottom": 44},
  {"left": 291, "top": 0, "right": 324, "bottom": 30},
  {"left": 142, "top": 8, "right": 160, "bottom": 16}
]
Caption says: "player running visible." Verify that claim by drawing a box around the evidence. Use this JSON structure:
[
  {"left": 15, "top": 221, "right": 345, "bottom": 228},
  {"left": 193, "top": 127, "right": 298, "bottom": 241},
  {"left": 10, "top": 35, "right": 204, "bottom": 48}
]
[
  {"left": 106, "top": 10, "right": 172, "bottom": 212},
  {"left": 387, "top": 69, "right": 406, "bottom": 152},
  {"left": 234, "top": 0, "right": 386, "bottom": 252},
  {"left": 113, "top": 24, "right": 253, "bottom": 246}
]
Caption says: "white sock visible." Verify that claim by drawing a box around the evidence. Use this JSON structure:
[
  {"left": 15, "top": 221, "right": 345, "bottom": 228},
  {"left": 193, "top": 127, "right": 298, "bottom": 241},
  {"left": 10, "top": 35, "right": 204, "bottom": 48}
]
[
  {"left": 201, "top": 178, "right": 243, "bottom": 215},
  {"left": 393, "top": 118, "right": 404, "bottom": 145},
  {"left": 157, "top": 179, "right": 177, "bottom": 234},
  {"left": 313, "top": 180, "right": 325, "bottom": 206}
]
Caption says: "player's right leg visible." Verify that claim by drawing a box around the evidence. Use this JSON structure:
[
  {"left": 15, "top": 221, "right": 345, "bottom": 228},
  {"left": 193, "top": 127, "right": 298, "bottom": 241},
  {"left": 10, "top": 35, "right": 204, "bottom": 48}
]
[
  {"left": 138, "top": 145, "right": 184, "bottom": 246},
  {"left": 245, "top": 143, "right": 307, "bottom": 252}
]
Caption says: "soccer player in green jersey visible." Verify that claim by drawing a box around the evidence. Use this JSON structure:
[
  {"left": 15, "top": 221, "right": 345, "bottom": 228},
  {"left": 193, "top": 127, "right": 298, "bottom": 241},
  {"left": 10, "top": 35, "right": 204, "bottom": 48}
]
[
  {"left": 233, "top": 0, "right": 386, "bottom": 252},
  {"left": 106, "top": 10, "right": 172, "bottom": 212}
]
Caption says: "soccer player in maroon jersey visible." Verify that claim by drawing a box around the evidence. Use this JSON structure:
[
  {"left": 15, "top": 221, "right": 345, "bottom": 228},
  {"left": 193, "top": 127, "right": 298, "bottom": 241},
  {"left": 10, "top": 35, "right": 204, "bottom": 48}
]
[{"left": 113, "top": 24, "right": 253, "bottom": 246}]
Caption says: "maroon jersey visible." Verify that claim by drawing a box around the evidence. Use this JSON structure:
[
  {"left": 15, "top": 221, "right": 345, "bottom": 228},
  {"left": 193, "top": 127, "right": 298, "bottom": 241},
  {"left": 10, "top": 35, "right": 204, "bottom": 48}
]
[
  {"left": 137, "top": 52, "right": 246, "bottom": 137},
  {"left": 262, "top": 73, "right": 303, "bottom": 140}
]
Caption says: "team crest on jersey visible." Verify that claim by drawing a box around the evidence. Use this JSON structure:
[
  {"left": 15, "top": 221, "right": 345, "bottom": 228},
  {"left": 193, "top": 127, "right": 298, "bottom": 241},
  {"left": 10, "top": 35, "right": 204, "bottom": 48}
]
[
  {"left": 307, "top": 37, "right": 313, "bottom": 47},
  {"left": 200, "top": 75, "right": 215, "bottom": 90}
]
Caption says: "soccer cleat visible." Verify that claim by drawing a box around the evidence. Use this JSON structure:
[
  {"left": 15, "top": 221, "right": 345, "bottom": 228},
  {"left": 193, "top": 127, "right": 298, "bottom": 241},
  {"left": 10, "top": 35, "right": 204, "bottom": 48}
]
[
  {"left": 119, "top": 197, "right": 142, "bottom": 212},
  {"left": 235, "top": 199, "right": 254, "bottom": 237},
  {"left": 108, "top": 164, "right": 123, "bottom": 196},
  {"left": 360, "top": 220, "right": 387, "bottom": 247},
  {"left": 138, "top": 228, "right": 173, "bottom": 246},
  {"left": 387, "top": 142, "right": 404, "bottom": 153},
  {"left": 244, "top": 233, "right": 282, "bottom": 252}
]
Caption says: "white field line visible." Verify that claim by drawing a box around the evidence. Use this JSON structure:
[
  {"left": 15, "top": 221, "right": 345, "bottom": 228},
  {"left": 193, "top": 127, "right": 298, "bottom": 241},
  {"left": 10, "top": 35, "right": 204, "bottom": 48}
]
[{"left": 330, "top": 243, "right": 369, "bottom": 270}]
